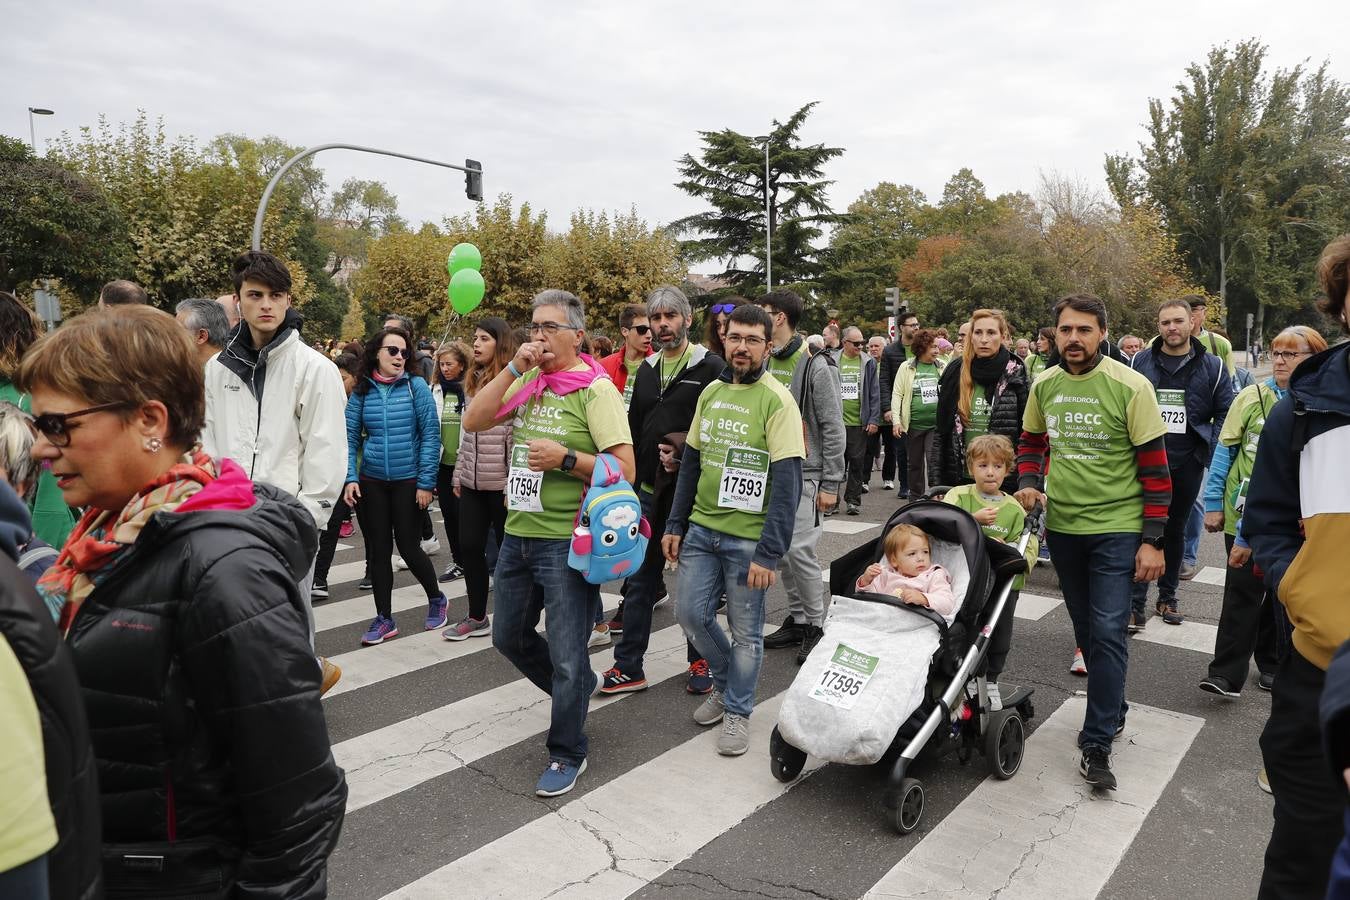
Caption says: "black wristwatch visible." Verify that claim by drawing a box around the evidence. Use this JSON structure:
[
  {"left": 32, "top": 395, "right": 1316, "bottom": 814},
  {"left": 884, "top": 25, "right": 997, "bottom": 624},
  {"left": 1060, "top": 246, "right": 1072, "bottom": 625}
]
[
  {"left": 560, "top": 449, "right": 577, "bottom": 473},
  {"left": 1142, "top": 533, "right": 1165, "bottom": 550}
]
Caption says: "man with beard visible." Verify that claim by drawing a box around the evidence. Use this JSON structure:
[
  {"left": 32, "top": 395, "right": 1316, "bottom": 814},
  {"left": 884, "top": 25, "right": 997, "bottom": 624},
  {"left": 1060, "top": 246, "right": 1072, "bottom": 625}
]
[
  {"left": 663, "top": 304, "right": 804, "bottom": 756},
  {"left": 598, "top": 286, "right": 726, "bottom": 696}
]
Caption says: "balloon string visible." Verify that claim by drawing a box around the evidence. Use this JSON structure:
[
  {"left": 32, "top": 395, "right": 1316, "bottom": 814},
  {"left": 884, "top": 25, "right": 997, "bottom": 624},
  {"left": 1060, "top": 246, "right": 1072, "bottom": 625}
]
[{"left": 438, "top": 311, "right": 459, "bottom": 349}]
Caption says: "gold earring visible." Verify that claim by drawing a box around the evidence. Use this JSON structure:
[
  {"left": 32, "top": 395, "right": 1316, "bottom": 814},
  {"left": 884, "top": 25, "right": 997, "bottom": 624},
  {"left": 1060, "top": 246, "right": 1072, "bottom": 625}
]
[{"left": 145, "top": 437, "right": 163, "bottom": 453}]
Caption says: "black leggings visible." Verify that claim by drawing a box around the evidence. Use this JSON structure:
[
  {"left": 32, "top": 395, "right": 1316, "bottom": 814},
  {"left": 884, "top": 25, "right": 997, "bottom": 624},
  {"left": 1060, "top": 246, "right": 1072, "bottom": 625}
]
[
  {"left": 436, "top": 464, "right": 463, "bottom": 566},
  {"left": 360, "top": 478, "right": 440, "bottom": 618},
  {"left": 458, "top": 487, "right": 506, "bottom": 620},
  {"left": 315, "top": 495, "right": 362, "bottom": 585}
]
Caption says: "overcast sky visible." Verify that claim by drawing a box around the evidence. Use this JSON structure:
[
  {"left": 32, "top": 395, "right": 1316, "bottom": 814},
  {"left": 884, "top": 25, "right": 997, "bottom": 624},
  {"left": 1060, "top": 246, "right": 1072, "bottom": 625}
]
[{"left": 8, "top": 1, "right": 1346, "bottom": 267}]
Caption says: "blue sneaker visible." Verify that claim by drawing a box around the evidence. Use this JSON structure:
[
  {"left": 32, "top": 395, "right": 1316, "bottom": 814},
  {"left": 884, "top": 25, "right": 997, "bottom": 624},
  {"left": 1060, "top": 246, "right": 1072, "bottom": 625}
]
[
  {"left": 535, "top": 758, "right": 587, "bottom": 797},
  {"left": 686, "top": 659, "right": 714, "bottom": 694},
  {"left": 361, "top": 615, "right": 398, "bottom": 646},
  {"left": 425, "top": 593, "right": 449, "bottom": 630}
]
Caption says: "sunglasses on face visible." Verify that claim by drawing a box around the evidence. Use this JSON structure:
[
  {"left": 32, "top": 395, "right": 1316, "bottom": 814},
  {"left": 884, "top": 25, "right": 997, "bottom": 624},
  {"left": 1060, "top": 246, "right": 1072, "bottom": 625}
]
[
  {"left": 381, "top": 345, "right": 410, "bottom": 359},
  {"left": 710, "top": 303, "right": 737, "bottom": 315},
  {"left": 626, "top": 324, "right": 651, "bottom": 335},
  {"left": 27, "top": 402, "right": 134, "bottom": 448}
]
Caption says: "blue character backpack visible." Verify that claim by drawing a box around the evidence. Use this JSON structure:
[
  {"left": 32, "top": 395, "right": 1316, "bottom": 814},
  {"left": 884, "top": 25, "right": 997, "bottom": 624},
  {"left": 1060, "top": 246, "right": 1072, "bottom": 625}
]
[{"left": 568, "top": 453, "right": 651, "bottom": 584}]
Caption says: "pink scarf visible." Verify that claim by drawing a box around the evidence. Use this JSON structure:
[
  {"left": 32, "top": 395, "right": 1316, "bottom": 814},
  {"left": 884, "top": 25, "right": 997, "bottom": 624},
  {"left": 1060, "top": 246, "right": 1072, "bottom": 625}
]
[{"left": 496, "top": 354, "right": 608, "bottom": 418}]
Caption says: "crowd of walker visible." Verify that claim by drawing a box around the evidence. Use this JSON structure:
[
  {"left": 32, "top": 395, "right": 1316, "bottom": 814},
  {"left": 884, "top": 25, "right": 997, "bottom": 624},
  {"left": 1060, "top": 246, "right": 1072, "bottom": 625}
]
[{"left": 1, "top": 237, "right": 1350, "bottom": 898}]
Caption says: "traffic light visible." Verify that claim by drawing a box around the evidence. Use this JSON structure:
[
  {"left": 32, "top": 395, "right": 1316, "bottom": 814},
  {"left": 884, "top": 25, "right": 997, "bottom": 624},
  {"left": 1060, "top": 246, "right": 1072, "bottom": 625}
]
[
  {"left": 464, "top": 159, "right": 483, "bottom": 202},
  {"left": 884, "top": 287, "right": 900, "bottom": 315}
]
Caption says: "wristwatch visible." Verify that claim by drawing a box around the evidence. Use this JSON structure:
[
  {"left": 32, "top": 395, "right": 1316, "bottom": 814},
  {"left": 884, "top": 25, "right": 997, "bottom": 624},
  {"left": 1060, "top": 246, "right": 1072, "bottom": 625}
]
[
  {"left": 560, "top": 449, "right": 577, "bottom": 473},
  {"left": 1142, "top": 533, "right": 1165, "bottom": 550}
]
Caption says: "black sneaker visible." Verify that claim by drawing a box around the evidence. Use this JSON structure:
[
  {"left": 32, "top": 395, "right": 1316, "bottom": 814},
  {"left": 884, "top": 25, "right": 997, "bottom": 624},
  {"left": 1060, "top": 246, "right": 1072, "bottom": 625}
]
[
  {"left": 311, "top": 582, "right": 329, "bottom": 600},
  {"left": 1199, "top": 675, "right": 1241, "bottom": 698},
  {"left": 1127, "top": 610, "right": 1147, "bottom": 634},
  {"left": 438, "top": 564, "right": 464, "bottom": 583},
  {"left": 358, "top": 576, "right": 373, "bottom": 591},
  {"left": 763, "top": 616, "right": 805, "bottom": 649},
  {"left": 1079, "top": 747, "right": 1116, "bottom": 790},
  {"left": 796, "top": 625, "right": 824, "bottom": 665},
  {"left": 1257, "top": 672, "right": 1275, "bottom": 692},
  {"left": 846, "top": 504, "right": 861, "bottom": 516}
]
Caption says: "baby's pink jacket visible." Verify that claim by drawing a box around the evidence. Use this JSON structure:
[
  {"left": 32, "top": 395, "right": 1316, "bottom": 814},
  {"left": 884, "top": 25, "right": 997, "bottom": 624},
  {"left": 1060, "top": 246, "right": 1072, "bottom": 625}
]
[{"left": 857, "top": 562, "right": 958, "bottom": 623}]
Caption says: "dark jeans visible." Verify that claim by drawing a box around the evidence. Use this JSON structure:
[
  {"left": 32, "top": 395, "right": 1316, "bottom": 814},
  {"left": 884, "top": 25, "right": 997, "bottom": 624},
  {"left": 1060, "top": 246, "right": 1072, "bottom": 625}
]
[
  {"left": 436, "top": 464, "right": 463, "bottom": 566},
  {"left": 904, "top": 428, "right": 935, "bottom": 499},
  {"left": 492, "top": 535, "right": 601, "bottom": 765},
  {"left": 894, "top": 432, "right": 908, "bottom": 494},
  {"left": 844, "top": 425, "right": 868, "bottom": 506},
  {"left": 614, "top": 489, "right": 662, "bottom": 676},
  {"left": 1048, "top": 529, "right": 1137, "bottom": 751},
  {"left": 865, "top": 430, "right": 898, "bottom": 482},
  {"left": 1259, "top": 649, "right": 1346, "bottom": 899},
  {"left": 986, "top": 589, "right": 1019, "bottom": 679},
  {"left": 1208, "top": 533, "right": 1279, "bottom": 686},
  {"left": 458, "top": 487, "right": 506, "bottom": 620},
  {"left": 0, "top": 854, "right": 47, "bottom": 899},
  {"left": 1131, "top": 455, "right": 1204, "bottom": 612},
  {"left": 360, "top": 477, "right": 441, "bottom": 617},
  {"left": 315, "top": 493, "right": 365, "bottom": 585}
]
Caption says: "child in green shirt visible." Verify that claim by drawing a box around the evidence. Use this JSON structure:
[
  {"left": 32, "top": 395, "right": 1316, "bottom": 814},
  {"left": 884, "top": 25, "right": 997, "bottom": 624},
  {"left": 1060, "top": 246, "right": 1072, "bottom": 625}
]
[{"left": 942, "top": 434, "right": 1038, "bottom": 710}]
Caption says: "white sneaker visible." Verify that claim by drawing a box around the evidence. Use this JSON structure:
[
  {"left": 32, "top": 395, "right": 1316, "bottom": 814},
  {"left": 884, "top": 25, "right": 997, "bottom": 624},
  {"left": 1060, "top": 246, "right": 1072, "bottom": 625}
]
[
  {"left": 883, "top": 481, "right": 895, "bottom": 490},
  {"left": 420, "top": 537, "right": 441, "bottom": 555},
  {"left": 1069, "top": 648, "right": 1087, "bottom": 676},
  {"left": 987, "top": 681, "right": 1002, "bottom": 711},
  {"left": 588, "top": 624, "right": 612, "bottom": 648},
  {"left": 393, "top": 556, "right": 408, "bottom": 572}
]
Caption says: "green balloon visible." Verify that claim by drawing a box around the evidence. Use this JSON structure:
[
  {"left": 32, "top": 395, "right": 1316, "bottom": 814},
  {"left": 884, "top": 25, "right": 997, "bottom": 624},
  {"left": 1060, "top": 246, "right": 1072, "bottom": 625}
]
[
  {"left": 449, "top": 268, "right": 486, "bottom": 314},
  {"left": 447, "top": 242, "right": 482, "bottom": 276}
]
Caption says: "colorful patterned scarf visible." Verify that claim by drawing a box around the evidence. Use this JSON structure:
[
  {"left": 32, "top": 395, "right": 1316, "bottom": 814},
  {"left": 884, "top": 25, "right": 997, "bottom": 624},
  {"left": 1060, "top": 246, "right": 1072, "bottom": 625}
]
[{"left": 36, "top": 450, "right": 222, "bottom": 636}]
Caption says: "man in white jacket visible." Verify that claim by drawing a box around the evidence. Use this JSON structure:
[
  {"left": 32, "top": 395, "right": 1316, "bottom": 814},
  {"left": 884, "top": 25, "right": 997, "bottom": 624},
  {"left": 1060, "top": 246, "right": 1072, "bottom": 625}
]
[{"left": 202, "top": 251, "right": 346, "bottom": 685}]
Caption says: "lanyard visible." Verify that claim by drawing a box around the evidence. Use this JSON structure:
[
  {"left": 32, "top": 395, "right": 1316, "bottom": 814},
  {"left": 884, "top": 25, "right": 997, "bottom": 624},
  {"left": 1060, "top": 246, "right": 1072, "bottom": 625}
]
[{"left": 661, "top": 347, "right": 691, "bottom": 392}]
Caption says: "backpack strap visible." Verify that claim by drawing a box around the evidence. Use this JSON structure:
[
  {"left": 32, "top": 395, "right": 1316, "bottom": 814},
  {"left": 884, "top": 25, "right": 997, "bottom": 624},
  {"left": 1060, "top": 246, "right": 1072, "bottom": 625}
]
[
  {"left": 1291, "top": 399, "right": 1311, "bottom": 458},
  {"left": 591, "top": 452, "right": 622, "bottom": 489},
  {"left": 18, "top": 544, "right": 58, "bottom": 572}
]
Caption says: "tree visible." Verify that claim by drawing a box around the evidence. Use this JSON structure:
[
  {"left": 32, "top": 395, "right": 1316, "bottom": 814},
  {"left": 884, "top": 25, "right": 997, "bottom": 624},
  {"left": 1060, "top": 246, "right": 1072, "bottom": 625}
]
[
  {"left": 822, "top": 182, "right": 928, "bottom": 324},
  {"left": 440, "top": 195, "right": 550, "bottom": 330},
  {"left": 0, "top": 136, "right": 130, "bottom": 297},
  {"left": 318, "top": 178, "right": 407, "bottom": 276},
  {"left": 928, "top": 168, "right": 1002, "bottom": 236},
  {"left": 1106, "top": 40, "right": 1350, "bottom": 338},
  {"left": 670, "top": 102, "right": 844, "bottom": 290}
]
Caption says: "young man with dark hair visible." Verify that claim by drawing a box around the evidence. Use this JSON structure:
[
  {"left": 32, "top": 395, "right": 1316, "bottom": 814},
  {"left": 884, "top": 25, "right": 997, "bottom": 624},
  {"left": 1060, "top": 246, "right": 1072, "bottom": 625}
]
[
  {"left": 97, "top": 279, "right": 148, "bottom": 307},
  {"left": 1243, "top": 233, "right": 1350, "bottom": 898},
  {"left": 759, "top": 290, "right": 845, "bottom": 663},
  {"left": 1016, "top": 293, "right": 1170, "bottom": 791},
  {"left": 598, "top": 302, "right": 653, "bottom": 410},
  {"left": 203, "top": 251, "right": 347, "bottom": 690},
  {"left": 663, "top": 303, "right": 803, "bottom": 756},
  {"left": 1127, "top": 299, "right": 1232, "bottom": 628}
]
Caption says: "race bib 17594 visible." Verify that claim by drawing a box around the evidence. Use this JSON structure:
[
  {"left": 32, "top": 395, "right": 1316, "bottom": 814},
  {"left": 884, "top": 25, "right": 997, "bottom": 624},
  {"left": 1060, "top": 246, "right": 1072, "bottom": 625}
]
[{"left": 506, "top": 444, "right": 544, "bottom": 512}]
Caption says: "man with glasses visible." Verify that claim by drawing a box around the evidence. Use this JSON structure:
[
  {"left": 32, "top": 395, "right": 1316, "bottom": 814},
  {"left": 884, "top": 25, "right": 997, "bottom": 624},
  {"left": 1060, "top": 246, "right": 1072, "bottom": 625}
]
[
  {"left": 837, "top": 326, "right": 880, "bottom": 516},
  {"left": 880, "top": 312, "right": 919, "bottom": 495},
  {"left": 663, "top": 304, "right": 804, "bottom": 756},
  {"left": 599, "top": 303, "right": 653, "bottom": 411},
  {"left": 760, "top": 291, "right": 844, "bottom": 663},
  {"left": 203, "top": 251, "right": 346, "bottom": 685},
  {"left": 1180, "top": 294, "right": 1236, "bottom": 580},
  {"left": 463, "top": 289, "right": 634, "bottom": 797}
]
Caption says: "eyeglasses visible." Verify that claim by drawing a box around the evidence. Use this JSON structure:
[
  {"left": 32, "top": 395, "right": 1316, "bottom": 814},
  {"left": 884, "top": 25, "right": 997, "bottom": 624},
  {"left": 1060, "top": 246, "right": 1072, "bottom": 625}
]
[
  {"left": 381, "top": 346, "right": 410, "bottom": 359},
  {"left": 27, "top": 402, "right": 134, "bottom": 448},
  {"left": 626, "top": 324, "right": 651, "bottom": 335},
  {"left": 723, "top": 334, "right": 766, "bottom": 348},
  {"left": 528, "top": 322, "right": 579, "bottom": 335},
  {"left": 710, "top": 303, "right": 737, "bottom": 315},
  {"left": 1271, "top": 350, "right": 1312, "bottom": 361}
]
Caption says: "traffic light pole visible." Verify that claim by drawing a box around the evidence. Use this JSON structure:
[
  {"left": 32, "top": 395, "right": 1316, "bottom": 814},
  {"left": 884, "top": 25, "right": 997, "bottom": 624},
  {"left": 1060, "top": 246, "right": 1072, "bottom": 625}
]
[{"left": 250, "top": 143, "right": 483, "bottom": 251}]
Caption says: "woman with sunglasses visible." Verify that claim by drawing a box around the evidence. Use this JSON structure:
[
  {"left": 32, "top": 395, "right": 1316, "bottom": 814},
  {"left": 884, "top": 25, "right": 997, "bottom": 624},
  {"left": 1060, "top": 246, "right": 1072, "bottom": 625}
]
[
  {"left": 344, "top": 326, "right": 449, "bottom": 646},
  {"left": 705, "top": 298, "right": 744, "bottom": 359},
  {"left": 18, "top": 305, "right": 347, "bottom": 898}
]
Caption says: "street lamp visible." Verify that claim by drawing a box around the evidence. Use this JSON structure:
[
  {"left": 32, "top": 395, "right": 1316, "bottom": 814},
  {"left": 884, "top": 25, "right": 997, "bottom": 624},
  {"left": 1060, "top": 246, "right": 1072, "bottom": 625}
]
[
  {"left": 754, "top": 135, "right": 771, "bottom": 289},
  {"left": 27, "top": 107, "right": 54, "bottom": 151}
]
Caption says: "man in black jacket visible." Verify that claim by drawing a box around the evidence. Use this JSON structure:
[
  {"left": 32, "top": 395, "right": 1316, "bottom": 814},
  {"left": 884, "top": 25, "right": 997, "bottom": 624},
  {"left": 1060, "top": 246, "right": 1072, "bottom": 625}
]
[
  {"left": 880, "top": 311, "right": 917, "bottom": 496},
  {"left": 0, "top": 480, "right": 102, "bottom": 900},
  {"left": 599, "top": 286, "right": 725, "bottom": 696}
]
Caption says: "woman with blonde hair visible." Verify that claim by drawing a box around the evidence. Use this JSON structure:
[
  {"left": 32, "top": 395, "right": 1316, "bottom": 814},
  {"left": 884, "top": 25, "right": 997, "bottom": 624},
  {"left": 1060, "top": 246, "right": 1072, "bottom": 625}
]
[
  {"left": 432, "top": 341, "right": 471, "bottom": 582},
  {"left": 444, "top": 317, "right": 518, "bottom": 640},
  {"left": 928, "top": 309, "right": 1028, "bottom": 493},
  {"left": 18, "top": 305, "right": 347, "bottom": 897}
]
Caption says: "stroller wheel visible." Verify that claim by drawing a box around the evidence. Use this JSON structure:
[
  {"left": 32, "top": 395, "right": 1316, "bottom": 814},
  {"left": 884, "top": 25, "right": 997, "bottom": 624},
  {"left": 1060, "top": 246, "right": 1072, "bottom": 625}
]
[
  {"left": 892, "top": 777, "right": 925, "bottom": 834},
  {"left": 769, "top": 726, "right": 806, "bottom": 783},
  {"left": 985, "top": 710, "right": 1025, "bottom": 779}
]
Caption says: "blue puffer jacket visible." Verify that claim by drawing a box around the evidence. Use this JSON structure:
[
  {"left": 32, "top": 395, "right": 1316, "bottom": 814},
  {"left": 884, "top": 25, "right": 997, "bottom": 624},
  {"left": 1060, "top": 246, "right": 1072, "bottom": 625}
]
[{"left": 346, "top": 374, "right": 440, "bottom": 490}]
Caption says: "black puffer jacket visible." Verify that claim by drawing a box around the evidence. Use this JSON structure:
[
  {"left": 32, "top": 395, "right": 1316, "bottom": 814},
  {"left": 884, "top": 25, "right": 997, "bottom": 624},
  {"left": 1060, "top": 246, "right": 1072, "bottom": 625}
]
[
  {"left": 66, "top": 480, "right": 346, "bottom": 899},
  {"left": 879, "top": 339, "right": 908, "bottom": 414},
  {"left": 0, "top": 483, "right": 102, "bottom": 900},
  {"left": 927, "top": 355, "right": 1029, "bottom": 493}
]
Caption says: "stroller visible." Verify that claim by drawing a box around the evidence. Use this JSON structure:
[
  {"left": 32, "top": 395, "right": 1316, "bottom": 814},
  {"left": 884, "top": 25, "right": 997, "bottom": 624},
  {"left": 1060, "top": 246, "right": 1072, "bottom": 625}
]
[{"left": 770, "top": 500, "right": 1038, "bottom": 834}]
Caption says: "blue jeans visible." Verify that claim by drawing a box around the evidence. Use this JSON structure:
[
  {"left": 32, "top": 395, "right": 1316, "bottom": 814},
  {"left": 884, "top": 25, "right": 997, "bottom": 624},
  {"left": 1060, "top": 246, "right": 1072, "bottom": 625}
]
[
  {"left": 675, "top": 522, "right": 767, "bottom": 717},
  {"left": 614, "top": 489, "right": 660, "bottom": 676},
  {"left": 1183, "top": 468, "right": 1206, "bottom": 566},
  {"left": 1047, "top": 530, "right": 1137, "bottom": 751},
  {"left": 492, "top": 535, "right": 600, "bottom": 766}
]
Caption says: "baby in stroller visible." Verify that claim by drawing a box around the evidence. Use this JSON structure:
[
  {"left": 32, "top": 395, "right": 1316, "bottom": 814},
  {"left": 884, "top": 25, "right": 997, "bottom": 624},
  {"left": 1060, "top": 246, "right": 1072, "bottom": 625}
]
[{"left": 856, "top": 524, "right": 956, "bottom": 621}]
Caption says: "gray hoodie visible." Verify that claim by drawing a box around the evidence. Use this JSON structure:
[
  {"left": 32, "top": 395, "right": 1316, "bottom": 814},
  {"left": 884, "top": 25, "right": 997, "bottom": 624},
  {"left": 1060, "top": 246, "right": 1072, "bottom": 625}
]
[{"left": 775, "top": 338, "right": 846, "bottom": 494}]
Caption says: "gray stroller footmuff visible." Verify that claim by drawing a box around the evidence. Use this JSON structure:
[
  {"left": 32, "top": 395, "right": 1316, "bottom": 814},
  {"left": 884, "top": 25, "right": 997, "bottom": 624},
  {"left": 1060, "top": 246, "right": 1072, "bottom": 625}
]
[{"left": 777, "top": 595, "right": 940, "bottom": 765}]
